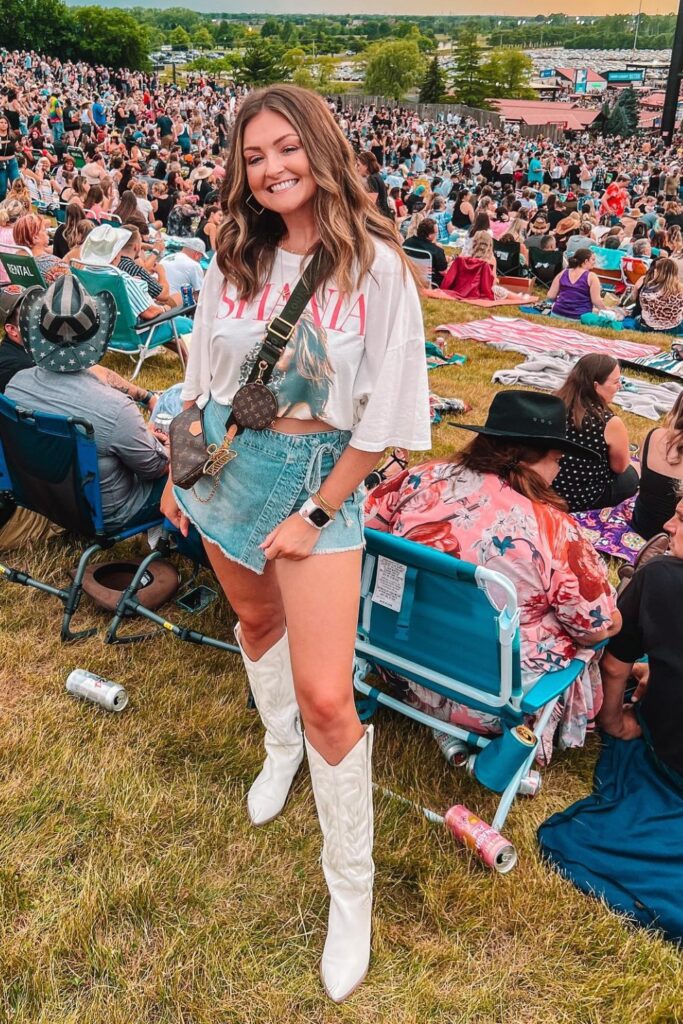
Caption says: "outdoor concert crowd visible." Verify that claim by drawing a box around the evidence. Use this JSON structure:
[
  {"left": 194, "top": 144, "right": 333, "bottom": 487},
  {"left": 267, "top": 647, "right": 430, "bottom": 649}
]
[{"left": 2, "top": 46, "right": 683, "bottom": 813}]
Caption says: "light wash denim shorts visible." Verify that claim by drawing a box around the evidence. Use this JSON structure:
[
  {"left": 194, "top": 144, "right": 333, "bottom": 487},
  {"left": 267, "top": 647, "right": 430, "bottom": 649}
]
[{"left": 174, "top": 398, "right": 365, "bottom": 575}]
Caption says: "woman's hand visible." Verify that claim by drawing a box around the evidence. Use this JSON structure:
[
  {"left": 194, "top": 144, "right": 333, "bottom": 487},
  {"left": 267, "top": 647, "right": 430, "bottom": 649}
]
[
  {"left": 160, "top": 476, "right": 190, "bottom": 537},
  {"left": 260, "top": 513, "right": 321, "bottom": 561}
]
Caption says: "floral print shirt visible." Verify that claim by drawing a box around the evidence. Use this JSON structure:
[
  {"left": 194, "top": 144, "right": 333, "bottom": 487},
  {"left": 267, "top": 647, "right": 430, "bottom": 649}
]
[{"left": 365, "top": 462, "right": 618, "bottom": 686}]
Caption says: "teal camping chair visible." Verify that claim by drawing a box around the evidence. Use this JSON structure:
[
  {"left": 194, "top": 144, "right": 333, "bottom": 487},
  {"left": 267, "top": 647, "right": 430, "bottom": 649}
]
[
  {"left": 72, "top": 262, "right": 194, "bottom": 379},
  {"left": 0, "top": 393, "right": 164, "bottom": 641},
  {"left": 0, "top": 245, "right": 46, "bottom": 288},
  {"left": 354, "top": 529, "right": 594, "bottom": 844}
]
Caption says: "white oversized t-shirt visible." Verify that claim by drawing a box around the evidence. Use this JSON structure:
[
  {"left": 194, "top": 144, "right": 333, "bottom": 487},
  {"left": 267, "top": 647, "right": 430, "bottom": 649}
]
[{"left": 181, "top": 241, "right": 432, "bottom": 454}]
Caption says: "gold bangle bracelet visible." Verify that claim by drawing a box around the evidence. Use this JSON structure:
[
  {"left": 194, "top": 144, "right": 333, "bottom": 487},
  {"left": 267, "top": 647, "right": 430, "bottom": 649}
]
[{"left": 314, "top": 491, "right": 340, "bottom": 517}]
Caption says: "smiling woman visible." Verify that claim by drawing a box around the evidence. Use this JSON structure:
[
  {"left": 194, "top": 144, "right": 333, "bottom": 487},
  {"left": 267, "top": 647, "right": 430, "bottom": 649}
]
[{"left": 160, "top": 84, "right": 431, "bottom": 1004}]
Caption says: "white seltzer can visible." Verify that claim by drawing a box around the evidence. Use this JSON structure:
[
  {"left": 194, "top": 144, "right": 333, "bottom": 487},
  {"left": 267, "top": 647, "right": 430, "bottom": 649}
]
[{"left": 66, "top": 669, "right": 129, "bottom": 712}]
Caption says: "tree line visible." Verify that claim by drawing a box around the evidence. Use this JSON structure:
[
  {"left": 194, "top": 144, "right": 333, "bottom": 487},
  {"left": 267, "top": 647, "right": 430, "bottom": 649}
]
[{"left": 2, "top": 2, "right": 675, "bottom": 80}]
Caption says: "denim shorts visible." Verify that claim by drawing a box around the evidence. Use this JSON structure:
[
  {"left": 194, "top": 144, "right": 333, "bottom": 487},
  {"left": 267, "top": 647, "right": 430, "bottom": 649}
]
[{"left": 174, "top": 398, "right": 365, "bottom": 575}]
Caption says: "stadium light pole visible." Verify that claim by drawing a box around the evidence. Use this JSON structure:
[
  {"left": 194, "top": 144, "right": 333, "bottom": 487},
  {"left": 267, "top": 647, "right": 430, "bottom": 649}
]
[{"left": 661, "top": 0, "right": 683, "bottom": 142}]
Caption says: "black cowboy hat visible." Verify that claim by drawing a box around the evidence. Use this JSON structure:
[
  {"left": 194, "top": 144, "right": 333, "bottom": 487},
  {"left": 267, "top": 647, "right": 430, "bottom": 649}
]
[{"left": 449, "top": 390, "right": 600, "bottom": 460}]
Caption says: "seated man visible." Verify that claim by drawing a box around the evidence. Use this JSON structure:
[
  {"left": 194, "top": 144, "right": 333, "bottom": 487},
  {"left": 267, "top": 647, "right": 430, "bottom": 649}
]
[
  {"left": 160, "top": 237, "right": 205, "bottom": 300},
  {"left": 402, "top": 218, "right": 448, "bottom": 288},
  {"left": 79, "top": 225, "right": 192, "bottom": 334},
  {"left": 114, "top": 225, "right": 181, "bottom": 307},
  {"left": 6, "top": 277, "right": 168, "bottom": 532},
  {"left": 599, "top": 490, "right": 683, "bottom": 783}
]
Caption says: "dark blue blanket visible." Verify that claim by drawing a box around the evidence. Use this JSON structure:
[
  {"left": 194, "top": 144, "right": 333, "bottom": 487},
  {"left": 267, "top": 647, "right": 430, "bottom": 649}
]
[{"left": 538, "top": 735, "right": 683, "bottom": 946}]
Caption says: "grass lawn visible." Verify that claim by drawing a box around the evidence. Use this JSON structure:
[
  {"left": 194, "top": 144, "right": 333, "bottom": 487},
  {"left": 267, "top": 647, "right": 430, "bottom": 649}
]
[{"left": 2, "top": 296, "right": 682, "bottom": 1023}]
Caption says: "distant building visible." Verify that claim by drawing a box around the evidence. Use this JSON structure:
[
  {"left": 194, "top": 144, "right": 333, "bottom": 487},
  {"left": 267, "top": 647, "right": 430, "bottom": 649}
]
[{"left": 489, "top": 98, "right": 601, "bottom": 133}]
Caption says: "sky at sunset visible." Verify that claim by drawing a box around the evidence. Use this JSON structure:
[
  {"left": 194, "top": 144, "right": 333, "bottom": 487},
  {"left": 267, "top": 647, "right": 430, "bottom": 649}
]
[{"left": 77, "top": 0, "right": 677, "bottom": 15}]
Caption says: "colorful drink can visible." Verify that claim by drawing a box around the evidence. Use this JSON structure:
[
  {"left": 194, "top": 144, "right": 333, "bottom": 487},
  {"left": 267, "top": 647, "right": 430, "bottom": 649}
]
[
  {"left": 66, "top": 669, "right": 129, "bottom": 712},
  {"left": 180, "top": 284, "right": 194, "bottom": 308},
  {"left": 432, "top": 728, "right": 470, "bottom": 767},
  {"left": 445, "top": 804, "right": 517, "bottom": 873}
]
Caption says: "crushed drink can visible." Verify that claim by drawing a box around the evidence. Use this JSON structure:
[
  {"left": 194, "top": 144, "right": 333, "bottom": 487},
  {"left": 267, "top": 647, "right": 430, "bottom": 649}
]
[
  {"left": 445, "top": 804, "right": 517, "bottom": 873},
  {"left": 66, "top": 669, "right": 129, "bottom": 713},
  {"left": 432, "top": 728, "right": 469, "bottom": 767},
  {"left": 518, "top": 770, "right": 542, "bottom": 797}
]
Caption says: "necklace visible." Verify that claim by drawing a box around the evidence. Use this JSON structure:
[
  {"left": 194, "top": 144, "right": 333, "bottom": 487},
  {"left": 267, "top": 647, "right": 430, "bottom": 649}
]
[{"left": 280, "top": 239, "right": 319, "bottom": 256}]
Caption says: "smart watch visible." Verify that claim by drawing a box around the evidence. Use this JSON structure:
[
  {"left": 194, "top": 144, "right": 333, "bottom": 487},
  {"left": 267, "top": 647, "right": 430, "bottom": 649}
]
[{"left": 298, "top": 496, "right": 333, "bottom": 530}]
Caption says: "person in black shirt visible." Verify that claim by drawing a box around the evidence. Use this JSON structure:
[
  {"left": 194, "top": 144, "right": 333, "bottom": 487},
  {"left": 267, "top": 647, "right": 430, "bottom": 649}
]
[
  {"left": 0, "top": 287, "right": 33, "bottom": 392},
  {"left": 356, "top": 151, "right": 392, "bottom": 219},
  {"left": 600, "top": 493, "right": 683, "bottom": 780},
  {"left": 402, "top": 218, "right": 448, "bottom": 287}
]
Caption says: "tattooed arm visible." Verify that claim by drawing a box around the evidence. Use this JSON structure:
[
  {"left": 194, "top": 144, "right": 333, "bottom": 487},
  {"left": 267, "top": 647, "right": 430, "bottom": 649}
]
[{"left": 89, "top": 365, "right": 156, "bottom": 409}]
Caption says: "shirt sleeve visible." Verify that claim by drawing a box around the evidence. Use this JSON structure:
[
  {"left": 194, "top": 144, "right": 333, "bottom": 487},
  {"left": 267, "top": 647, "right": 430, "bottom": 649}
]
[
  {"left": 108, "top": 402, "right": 168, "bottom": 480},
  {"left": 363, "top": 469, "right": 410, "bottom": 530},
  {"left": 350, "top": 246, "right": 432, "bottom": 453},
  {"left": 606, "top": 569, "right": 645, "bottom": 665},
  {"left": 547, "top": 519, "right": 618, "bottom": 640},
  {"left": 180, "top": 256, "right": 223, "bottom": 405}
]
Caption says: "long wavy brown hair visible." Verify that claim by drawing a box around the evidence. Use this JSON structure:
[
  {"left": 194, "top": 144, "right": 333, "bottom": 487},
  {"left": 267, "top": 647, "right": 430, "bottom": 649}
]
[
  {"left": 555, "top": 353, "right": 618, "bottom": 430},
  {"left": 216, "top": 85, "right": 418, "bottom": 300},
  {"left": 664, "top": 389, "right": 683, "bottom": 465},
  {"left": 453, "top": 435, "right": 567, "bottom": 511}
]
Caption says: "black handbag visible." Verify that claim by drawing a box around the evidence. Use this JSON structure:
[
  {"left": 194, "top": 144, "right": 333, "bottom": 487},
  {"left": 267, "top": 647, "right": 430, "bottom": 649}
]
[{"left": 170, "top": 247, "right": 324, "bottom": 492}]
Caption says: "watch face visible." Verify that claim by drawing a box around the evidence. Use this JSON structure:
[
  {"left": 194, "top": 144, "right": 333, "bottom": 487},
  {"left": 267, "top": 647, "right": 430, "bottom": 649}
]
[{"left": 308, "top": 505, "right": 330, "bottom": 528}]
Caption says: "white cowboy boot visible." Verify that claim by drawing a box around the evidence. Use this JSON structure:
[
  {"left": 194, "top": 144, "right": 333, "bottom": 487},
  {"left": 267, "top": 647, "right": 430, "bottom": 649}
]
[
  {"left": 306, "top": 726, "right": 374, "bottom": 1003},
  {"left": 236, "top": 625, "right": 304, "bottom": 826}
]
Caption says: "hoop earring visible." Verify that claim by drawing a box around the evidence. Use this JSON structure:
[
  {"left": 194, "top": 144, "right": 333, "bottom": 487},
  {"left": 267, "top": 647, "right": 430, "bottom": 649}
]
[{"left": 245, "top": 192, "right": 264, "bottom": 216}]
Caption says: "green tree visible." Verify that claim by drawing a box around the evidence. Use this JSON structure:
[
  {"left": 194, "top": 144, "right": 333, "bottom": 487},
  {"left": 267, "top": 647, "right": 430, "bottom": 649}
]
[
  {"left": 364, "top": 40, "right": 425, "bottom": 101},
  {"left": 605, "top": 104, "right": 630, "bottom": 138},
  {"left": 292, "top": 66, "right": 315, "bottom": 89},
  {"left": 450, "top": 27, "right": 489, "bottom": 108},
  {"left": 419, "top": 55, "right": 446, "bottom": 103},
  {"left": 71, "top": 7, "right": 150, "bottom": 70},
  {"left": 169, "top": 25, "right": 191, "bottom": 50},
  {"left": 192, "top": 27, "right": 214, "bottom": 50},
  {"left": 261, "top": 17, "right": 282, "bottom": 38},
  {"left": 482, "top": 48, "right": 534, "bottom": 99},
  {"left": 616, "top": 86, "right": 639, "bottom": 134},
  {"left": 282, "top": 47, "right": 307, "bottom": 71},
  {"left": 0, "top": 0, "right": 74, "bottom": 54},
  {"left": 235, "top": 38, "right": 289, "bottom": 86},
  {"left": 316, "top": 55, "right": 336, "bottom": 89}
]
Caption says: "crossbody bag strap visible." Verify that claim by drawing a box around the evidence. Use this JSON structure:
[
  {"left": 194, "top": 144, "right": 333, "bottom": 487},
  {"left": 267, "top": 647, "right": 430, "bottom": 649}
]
[{"left": 225, "top": 246, "right": 325, "bottom": 436}]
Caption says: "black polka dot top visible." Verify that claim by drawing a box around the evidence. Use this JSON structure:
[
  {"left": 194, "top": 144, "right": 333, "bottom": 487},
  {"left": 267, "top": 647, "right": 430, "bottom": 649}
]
[{"left": 553, "top": 408, "right": 613, "bottom": 513}]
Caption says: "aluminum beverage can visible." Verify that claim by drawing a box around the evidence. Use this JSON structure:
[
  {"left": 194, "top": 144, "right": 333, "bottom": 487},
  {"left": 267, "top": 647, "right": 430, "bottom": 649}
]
[
  {"left": 432, "top": 728, "right": 469, "bottom": 767},
  {"left": 66, "top": 669, "right": 129, "bottom": 712},
  {"left": 445, "top": 804, "right": 517, "bottom": 873},
  {"left": 518, "top": 770, "right": 542, "bottom": 797}
]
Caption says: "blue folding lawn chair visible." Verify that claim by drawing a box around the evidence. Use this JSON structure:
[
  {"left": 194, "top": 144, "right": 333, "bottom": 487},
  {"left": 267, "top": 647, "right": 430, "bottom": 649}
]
[
  {"left": 71, "top": 262, "right": 194, "bottom": 380},
  {"left": 354, "top": 529, "right": 592, "bottom": 838},
  {"left": 0, "top": 393, "right": 163, "bottom": 641}
]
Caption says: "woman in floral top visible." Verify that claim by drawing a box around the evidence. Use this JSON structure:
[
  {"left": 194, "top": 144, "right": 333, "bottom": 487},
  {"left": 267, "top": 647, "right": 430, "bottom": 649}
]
[{"left": 365, "top": 391, "right": 622, "bottom": 762}]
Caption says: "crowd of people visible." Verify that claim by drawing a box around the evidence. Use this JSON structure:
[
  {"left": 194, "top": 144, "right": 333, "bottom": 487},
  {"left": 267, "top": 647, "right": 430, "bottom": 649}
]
[{"left": 2, "top": 46, "right": 683, "bottom": 997}]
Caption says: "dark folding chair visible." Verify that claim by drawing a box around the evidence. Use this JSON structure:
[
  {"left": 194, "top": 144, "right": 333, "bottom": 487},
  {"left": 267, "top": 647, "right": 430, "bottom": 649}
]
[
  {"left": 528, "top": 248, "right": 564, "bottom": 289},
  {"left": 103, "top": 521, "right": 238, "bottom": 654},
  {"left": 0, "top": 393, "right": 163, "bottom": 641},
  {"left": 493, "top": 240, "right": 524, "bottom": 278}
]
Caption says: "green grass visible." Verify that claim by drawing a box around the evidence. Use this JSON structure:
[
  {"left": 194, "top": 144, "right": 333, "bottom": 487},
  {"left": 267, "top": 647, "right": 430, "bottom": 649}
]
[{"left": 2, "top": 298, "right": 683, "bottom": 1023}]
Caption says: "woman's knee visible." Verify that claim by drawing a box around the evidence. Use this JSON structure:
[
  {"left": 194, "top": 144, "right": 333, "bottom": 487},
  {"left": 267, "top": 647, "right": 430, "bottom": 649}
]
[
  {"left": 296, "top": 684, "right": 356, "bottom": 733},
  {"left": 236, "top": 601, "right": 285, "bottom": 648}
]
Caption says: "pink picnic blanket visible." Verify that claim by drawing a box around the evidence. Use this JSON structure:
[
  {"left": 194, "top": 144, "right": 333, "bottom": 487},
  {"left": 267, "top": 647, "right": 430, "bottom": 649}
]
[
  {"left": 426, "top": 289, "right": 528, "bottom": 308},
  {"left": 436, "top": 316, "right": 660, "bottom": 362}
]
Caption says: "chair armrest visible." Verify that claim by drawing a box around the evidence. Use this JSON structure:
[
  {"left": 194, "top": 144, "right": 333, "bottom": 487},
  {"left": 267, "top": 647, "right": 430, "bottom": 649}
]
[
  {"left": 134, "top": 304, "right": 196, "bottom": 333},
  {"left": 520, "top": 658, "right": 586, "bottom": 714}
]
